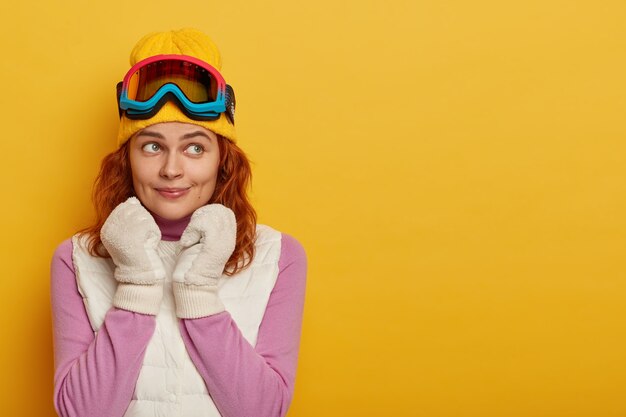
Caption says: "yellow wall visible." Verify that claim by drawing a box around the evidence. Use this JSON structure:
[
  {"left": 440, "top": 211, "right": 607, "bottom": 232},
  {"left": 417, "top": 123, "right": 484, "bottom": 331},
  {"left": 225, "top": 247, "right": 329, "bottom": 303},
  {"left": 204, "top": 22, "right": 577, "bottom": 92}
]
[{"left": 1, "top": 1, "right": 625, "bottom": 416}]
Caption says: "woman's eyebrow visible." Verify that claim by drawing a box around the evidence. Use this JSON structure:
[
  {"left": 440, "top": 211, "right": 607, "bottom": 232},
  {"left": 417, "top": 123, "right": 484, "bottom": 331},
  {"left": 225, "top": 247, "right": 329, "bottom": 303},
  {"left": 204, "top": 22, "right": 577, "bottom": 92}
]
[
  {"left": 137, "top": 130, "right": 164, "bottom": 138},
  {"left": 181, "top": 131, "right": 212, "bottom": 140}
]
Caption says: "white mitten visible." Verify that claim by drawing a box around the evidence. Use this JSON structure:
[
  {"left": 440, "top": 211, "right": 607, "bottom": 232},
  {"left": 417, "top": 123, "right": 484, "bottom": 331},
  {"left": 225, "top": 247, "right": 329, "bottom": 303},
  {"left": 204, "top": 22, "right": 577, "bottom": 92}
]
[
  {"left": 101, "top": 197, "right": 165, "bottom": 315},
  {"left": 173, "top": 204, "right": 236, "bottom": 319}
]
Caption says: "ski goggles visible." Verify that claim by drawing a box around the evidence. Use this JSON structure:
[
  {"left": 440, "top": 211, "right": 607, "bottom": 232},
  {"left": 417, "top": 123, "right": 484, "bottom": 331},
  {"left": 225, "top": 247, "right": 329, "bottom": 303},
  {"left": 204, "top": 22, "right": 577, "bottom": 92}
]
[{"left": 116, "top": 54, "right": 235, "bottom": 122}]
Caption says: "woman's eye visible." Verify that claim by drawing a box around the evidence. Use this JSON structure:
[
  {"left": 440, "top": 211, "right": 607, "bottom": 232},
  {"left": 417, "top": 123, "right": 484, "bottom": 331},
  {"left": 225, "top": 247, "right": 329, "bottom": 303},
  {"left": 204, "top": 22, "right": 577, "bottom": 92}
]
[
  {"left": 142, "top": 143, "right": 161, "bottom": 153},
  {"left": 186, "top": 144, "right": 204, "bottom": 155}
]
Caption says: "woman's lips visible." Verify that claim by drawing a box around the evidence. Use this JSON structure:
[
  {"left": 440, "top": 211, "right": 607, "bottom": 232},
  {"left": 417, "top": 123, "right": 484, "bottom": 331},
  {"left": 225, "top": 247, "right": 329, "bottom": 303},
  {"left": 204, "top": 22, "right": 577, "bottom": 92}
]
[{"left": 155, "top": 187, "right": 190, "bottom": 199}]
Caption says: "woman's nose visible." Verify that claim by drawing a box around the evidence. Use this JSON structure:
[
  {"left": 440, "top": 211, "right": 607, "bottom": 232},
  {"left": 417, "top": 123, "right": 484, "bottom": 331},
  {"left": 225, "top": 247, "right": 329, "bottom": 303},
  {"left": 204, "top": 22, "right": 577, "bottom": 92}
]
[{"left": 159, "top": 153, "right": 183, "bottom": 179}]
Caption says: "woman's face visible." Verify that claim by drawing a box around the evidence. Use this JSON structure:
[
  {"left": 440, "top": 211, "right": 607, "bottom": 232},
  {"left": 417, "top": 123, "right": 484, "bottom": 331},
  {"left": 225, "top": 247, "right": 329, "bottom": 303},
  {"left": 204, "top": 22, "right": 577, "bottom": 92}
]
[{"left": 129, "top": 122, "right": 221, "bottom": 220}]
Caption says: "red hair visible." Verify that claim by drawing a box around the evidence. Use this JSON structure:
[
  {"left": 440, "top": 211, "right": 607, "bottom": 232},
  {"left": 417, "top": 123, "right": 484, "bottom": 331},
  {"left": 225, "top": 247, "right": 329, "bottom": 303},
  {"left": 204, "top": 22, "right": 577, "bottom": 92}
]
[{"left": 79, "top": 135, "right": 257, "bottom": 276}]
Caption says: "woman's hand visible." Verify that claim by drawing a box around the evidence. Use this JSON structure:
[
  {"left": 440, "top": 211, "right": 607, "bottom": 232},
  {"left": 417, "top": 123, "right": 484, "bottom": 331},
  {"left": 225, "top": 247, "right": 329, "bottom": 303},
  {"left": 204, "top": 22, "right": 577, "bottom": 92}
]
[
  {"left": 176, "top": 204, "right": 237, "bottom": 283},
  {"left": 101, "top": 196, "right": 165, "bottom": 314},
  {"left": 173, "top": 204, "right": 237, "bottom": 318}
]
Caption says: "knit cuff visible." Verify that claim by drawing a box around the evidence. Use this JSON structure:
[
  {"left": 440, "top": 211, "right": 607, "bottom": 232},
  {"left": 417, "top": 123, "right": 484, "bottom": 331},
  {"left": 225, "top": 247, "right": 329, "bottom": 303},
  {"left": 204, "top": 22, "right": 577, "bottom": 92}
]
[
  {"left": 173, "top": 282, "right": 225, "bottom": 319},
  {"left": 113, "top": 282, "right": 163, "bottom": 315}
]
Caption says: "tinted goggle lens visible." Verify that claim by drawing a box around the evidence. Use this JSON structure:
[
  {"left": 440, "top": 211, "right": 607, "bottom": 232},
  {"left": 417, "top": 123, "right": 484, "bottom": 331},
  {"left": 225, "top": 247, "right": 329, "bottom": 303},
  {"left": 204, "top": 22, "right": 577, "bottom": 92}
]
[{"left": 126, "top": 60, "right": 218, "bottom": 104}]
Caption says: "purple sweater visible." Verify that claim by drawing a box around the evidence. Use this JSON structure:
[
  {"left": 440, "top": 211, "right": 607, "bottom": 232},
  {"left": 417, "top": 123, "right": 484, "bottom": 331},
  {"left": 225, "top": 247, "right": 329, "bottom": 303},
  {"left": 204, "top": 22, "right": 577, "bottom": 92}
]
[{"left": 50, "top": 215, "right": 307, "bottom": 417}]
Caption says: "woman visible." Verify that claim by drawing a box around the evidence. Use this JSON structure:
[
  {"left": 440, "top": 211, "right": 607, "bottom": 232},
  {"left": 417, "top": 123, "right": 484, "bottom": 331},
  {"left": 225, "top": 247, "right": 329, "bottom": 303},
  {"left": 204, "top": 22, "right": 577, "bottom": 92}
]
[{"left": 50, "top": 29, "right": 307, "bottom": 417}]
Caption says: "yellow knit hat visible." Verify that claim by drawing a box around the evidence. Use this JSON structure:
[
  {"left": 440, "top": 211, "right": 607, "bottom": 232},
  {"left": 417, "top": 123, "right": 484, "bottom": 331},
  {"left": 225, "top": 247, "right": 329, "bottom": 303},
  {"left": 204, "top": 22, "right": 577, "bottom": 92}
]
[{"left": 117, "top": 28, "right": 236, "bottom": 147}]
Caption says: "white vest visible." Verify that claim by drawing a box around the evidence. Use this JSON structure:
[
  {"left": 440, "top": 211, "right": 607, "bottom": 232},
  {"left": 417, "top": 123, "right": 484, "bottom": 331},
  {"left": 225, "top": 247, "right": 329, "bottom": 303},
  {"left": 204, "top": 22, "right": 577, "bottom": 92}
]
[{"left": 72, "top": 224, "right": 282, "bottom": 417}]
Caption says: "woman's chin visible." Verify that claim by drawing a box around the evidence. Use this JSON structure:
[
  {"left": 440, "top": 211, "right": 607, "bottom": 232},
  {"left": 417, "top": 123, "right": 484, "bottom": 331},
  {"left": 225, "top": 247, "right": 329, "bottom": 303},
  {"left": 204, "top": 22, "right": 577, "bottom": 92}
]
[
  {"left": 142, "top": 201, "right": 197, "bottom": 221},
  {"left": 135, "top": 191, "right": 211, "bottom": 221}
]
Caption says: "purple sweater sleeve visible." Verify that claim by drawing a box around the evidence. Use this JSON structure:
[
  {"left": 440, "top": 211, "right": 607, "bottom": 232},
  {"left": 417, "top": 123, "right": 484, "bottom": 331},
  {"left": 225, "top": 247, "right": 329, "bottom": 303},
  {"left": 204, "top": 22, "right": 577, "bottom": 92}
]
[
  {"left": 50, "top": 238, "right": 157, "bottom": 417},
  {"left": 179, "top": 233, "right": 308, "bottom": 417}
]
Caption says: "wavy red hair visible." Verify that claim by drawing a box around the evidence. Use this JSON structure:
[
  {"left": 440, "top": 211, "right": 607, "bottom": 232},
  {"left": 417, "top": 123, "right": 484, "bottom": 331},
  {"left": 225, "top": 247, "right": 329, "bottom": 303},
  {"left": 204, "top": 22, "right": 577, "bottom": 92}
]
[{"left": 79, "top": 135, "right": 257, "bottom": 276}]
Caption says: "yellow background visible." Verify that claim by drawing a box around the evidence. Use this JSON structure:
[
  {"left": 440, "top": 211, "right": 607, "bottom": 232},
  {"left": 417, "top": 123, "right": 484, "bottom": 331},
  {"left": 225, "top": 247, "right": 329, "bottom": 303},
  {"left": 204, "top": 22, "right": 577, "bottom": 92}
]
[{"left": 1, "top": 0, "right": 625, "bottom": 416}]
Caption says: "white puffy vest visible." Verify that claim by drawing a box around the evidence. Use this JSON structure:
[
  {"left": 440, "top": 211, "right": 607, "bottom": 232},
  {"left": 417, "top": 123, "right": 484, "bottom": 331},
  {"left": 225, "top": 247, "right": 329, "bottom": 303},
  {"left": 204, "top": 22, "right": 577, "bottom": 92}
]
[{"left": 71, "top": 224, "right": 282, "bottom": 417}]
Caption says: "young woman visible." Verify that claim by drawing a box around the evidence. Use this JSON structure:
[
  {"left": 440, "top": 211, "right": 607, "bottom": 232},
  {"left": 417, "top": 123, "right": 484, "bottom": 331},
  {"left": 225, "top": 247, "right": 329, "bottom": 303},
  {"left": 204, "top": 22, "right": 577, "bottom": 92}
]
[{"left": 50, "top": 28, "right": 307, "bottom": 417}]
